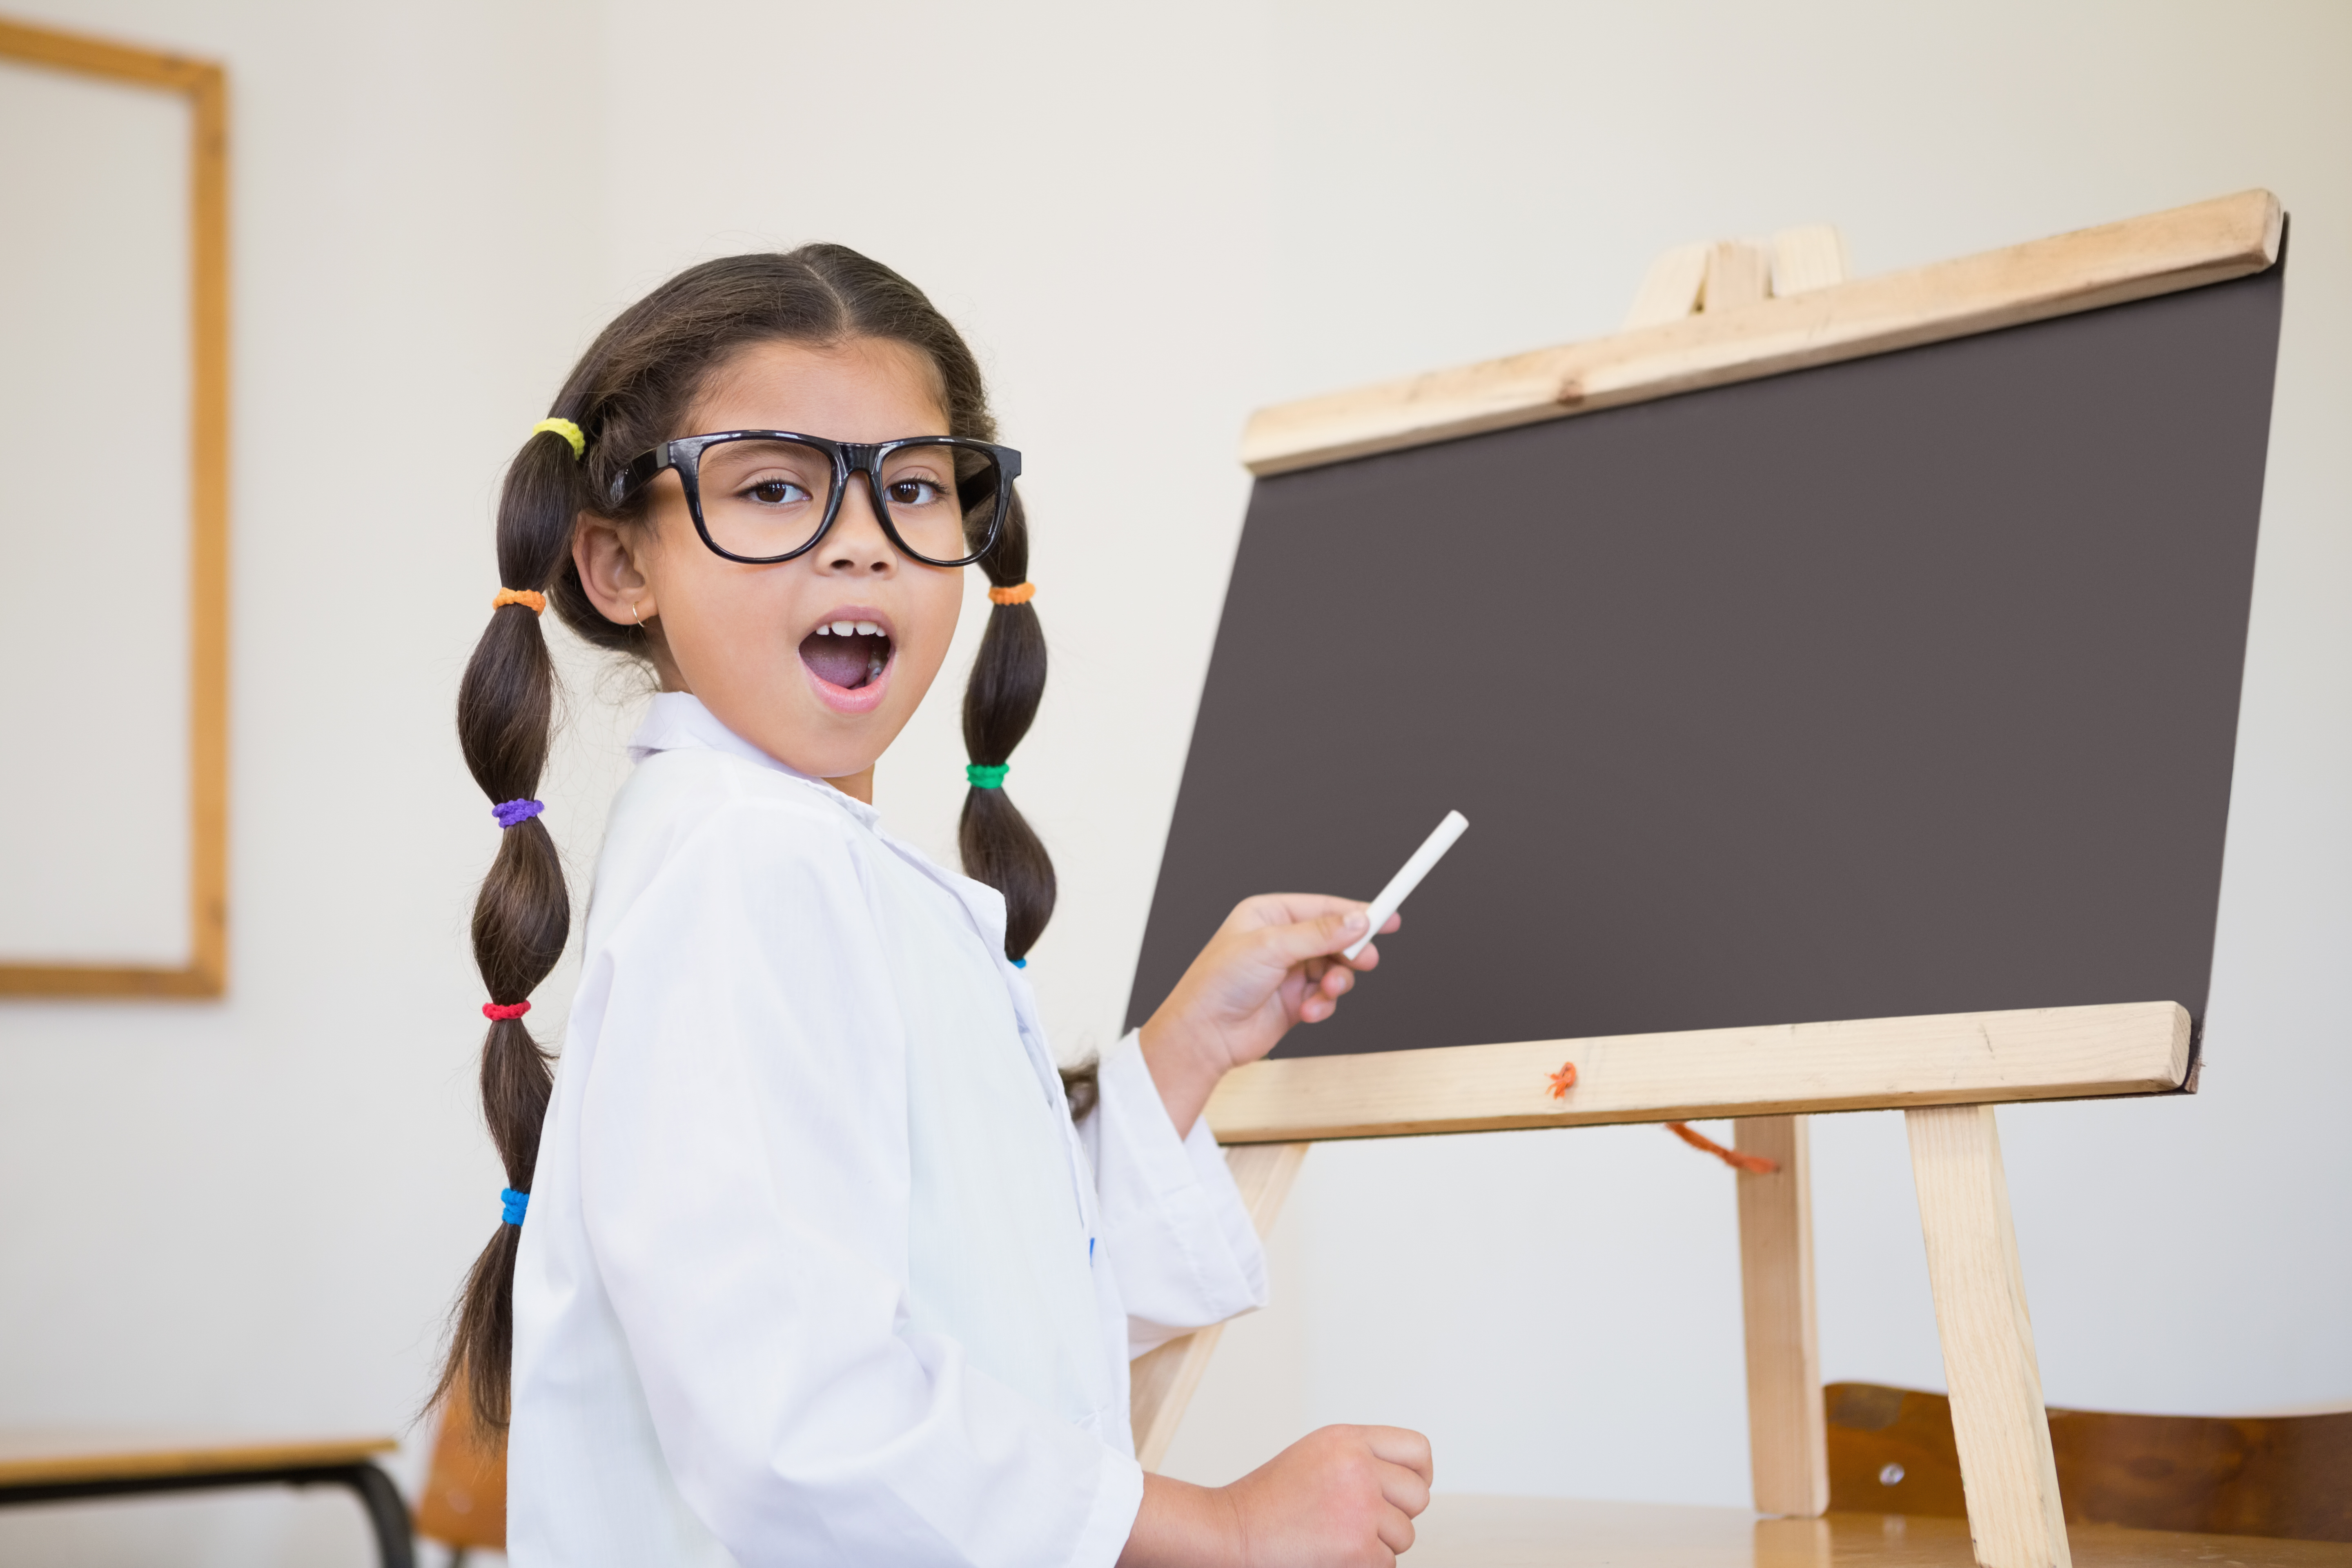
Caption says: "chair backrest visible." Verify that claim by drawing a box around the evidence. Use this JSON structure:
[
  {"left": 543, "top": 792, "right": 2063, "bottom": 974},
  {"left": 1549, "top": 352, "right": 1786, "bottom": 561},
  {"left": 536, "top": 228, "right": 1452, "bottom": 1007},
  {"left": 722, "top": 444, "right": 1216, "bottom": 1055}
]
[
  {"left": 1825, "top": 1382, "right": 2352, "bottom": 1542},
  {"left": 414, "top": 1394, "right": 506, "bottom": 1552}
]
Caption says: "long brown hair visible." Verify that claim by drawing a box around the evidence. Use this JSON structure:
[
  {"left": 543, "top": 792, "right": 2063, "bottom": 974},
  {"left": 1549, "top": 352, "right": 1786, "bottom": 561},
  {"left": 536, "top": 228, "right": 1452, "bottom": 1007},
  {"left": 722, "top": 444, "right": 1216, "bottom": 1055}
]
[{"left": 437, "top": 246, "right": 1074, "bottom": 1433}]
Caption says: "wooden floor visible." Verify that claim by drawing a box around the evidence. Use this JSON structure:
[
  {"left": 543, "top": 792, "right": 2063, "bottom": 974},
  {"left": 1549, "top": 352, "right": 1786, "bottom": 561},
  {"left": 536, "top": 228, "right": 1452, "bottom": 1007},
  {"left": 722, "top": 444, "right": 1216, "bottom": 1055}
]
[{"left": 1408, "top": 1498, "right": 2352, "bottom": 1568}]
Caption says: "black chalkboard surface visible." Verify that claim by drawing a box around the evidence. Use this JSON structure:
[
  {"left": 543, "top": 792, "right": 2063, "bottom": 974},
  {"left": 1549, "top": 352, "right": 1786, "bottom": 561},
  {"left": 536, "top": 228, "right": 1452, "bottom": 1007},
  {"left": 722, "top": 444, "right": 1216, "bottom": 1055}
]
[{"left": 1127, "top": 258, "right": 2285, "bottom": 1060}]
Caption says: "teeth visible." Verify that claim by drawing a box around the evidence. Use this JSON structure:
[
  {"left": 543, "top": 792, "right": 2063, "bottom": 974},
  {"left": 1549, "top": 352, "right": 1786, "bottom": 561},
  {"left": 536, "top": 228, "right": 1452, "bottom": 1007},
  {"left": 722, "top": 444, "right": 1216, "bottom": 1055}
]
[{"left": 815, "top": 619, "right": 889, "bottom": 640}]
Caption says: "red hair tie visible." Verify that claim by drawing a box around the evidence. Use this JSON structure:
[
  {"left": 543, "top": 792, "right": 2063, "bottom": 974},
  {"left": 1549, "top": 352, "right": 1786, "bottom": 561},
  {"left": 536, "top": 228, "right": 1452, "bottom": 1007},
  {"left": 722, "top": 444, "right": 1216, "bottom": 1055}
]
[{"left": 483, "top": 1000, "right": 531, "bottom": 1021}]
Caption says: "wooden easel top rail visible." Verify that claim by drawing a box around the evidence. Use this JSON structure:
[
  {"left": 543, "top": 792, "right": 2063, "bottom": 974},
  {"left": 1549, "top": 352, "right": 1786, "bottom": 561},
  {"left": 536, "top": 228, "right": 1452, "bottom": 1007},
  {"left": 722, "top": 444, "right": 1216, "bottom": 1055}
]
[
  {"left": 1129, "top": 190, "right": 2284, "bottom": 1568},
  {"left": 1237, "top": 191, "right": 2278, "bottom": 474}
]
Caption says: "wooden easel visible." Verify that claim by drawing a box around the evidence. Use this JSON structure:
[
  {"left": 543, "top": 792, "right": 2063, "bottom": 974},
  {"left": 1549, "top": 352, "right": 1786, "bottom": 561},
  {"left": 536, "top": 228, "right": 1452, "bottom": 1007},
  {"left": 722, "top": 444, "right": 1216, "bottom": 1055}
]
[{"left": 1128, "top": 190, "right": 2282, "bottom": 1568}]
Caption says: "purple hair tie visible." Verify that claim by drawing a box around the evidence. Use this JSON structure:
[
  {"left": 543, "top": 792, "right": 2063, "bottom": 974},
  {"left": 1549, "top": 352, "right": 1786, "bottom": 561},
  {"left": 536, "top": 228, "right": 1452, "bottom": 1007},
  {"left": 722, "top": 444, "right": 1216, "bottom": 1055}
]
[{"left": 493, "top": 798, "right": 545, "bottom": 829}]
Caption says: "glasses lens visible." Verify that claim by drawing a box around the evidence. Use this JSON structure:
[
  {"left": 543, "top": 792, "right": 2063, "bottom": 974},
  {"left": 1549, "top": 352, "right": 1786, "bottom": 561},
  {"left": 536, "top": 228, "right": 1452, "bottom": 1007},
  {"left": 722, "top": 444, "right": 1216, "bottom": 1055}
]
[
  {"left": 693, "top": 438, "right": 837, "bottom": 560},
  {"left": 877, "top": 441, "right": 1002, "bottom": 564}
]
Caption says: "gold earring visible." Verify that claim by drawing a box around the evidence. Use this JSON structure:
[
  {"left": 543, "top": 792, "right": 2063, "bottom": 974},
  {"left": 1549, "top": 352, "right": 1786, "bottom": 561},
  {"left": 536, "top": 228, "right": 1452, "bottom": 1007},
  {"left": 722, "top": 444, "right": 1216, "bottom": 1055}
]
[{"left": 630, "top": 600, "right": 643, "bottom": 626}]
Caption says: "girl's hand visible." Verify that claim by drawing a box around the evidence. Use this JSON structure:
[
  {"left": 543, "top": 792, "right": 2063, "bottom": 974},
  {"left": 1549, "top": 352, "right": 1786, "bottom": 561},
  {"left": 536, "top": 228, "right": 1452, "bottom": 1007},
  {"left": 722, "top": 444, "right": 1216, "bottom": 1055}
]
[
  {"left": 1120, "top": 1425, "right": 1435, "bottom": 1567},
  {"left": 1138, "top": 894, "right": 1400, "bottom": 1136}
]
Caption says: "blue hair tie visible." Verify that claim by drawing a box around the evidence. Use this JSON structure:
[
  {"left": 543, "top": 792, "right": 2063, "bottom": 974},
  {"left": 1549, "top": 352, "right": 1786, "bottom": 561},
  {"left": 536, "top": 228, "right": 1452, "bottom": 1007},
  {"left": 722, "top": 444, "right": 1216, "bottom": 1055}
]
[
  {"left": 1011, "top": 957, "right": 1027, "bottom": 969},
  {"left": 500, "top": 1187, "right": 529, "bottom": 1226},
  {"left": 493, "top": 798, "right": 546, "bottom": 829}
]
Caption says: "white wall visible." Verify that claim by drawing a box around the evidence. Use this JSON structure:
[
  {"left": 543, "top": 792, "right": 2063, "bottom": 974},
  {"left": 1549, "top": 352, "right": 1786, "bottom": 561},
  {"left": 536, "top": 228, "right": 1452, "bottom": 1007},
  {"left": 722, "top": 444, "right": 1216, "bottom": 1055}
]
[
  {"left": 0, "top": 3, "right": 599, "bottom": 1561},
  {"left": 1, "top": 2, "right": 2344, "bottom": 1562}
]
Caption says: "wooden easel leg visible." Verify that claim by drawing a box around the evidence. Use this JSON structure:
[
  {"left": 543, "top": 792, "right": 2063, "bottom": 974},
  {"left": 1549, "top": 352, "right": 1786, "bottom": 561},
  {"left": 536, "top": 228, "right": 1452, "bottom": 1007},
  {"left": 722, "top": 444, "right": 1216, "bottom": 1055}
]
[
  {"left": 1129, "top": 1322, "right": 1230, "bottom": 1473},
  {"left": 1906, "top": 1105, "right": 2070, "bottom": 1568},
  {"left": 1736, "top": 1114, "right": 1828, "bottom": 1517},
  {"left": 1129, "top": 1142, "right": 1311, "bottom": 1469}
]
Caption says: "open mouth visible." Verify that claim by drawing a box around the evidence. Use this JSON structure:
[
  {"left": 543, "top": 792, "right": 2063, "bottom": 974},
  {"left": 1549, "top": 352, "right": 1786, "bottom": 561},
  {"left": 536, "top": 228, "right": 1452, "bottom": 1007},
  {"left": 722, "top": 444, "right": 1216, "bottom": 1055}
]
[{"left": 799, "top": 617, "right": 894, "bottom": 693}]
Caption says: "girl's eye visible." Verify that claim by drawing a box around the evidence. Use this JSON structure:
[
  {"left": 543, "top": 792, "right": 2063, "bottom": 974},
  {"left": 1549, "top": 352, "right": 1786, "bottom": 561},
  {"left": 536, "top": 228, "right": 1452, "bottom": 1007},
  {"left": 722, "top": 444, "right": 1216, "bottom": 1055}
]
[
  {"left": 744, "top": 478, "right": 813, "bottom": 506},
  {"left": 886, "top": 477, "right": 949, "bottom": 508}
]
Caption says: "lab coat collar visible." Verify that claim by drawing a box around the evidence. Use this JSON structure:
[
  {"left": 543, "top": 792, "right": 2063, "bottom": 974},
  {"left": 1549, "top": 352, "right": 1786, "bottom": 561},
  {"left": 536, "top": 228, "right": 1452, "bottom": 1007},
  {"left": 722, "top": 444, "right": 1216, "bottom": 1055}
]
[
  {"left": 626, "top": 693, "right": 881, "bottom": 828},
  {"left": 623, "top": 695, "right": 1064, "bottom": 1112}
]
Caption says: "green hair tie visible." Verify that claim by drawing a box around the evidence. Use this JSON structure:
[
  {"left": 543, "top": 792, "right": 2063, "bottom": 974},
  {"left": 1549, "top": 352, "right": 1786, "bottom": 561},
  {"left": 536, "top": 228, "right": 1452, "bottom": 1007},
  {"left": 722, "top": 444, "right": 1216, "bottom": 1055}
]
[{"left": 966, "top": 763, "right": 1009, "bottom": 789}]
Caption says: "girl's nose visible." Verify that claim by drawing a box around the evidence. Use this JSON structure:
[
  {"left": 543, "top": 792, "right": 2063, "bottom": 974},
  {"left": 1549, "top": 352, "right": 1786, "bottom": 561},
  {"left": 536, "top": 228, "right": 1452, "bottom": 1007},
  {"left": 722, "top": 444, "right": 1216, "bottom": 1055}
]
[{"left": 817, "top": 479, "right": 895, "bottom": 575}]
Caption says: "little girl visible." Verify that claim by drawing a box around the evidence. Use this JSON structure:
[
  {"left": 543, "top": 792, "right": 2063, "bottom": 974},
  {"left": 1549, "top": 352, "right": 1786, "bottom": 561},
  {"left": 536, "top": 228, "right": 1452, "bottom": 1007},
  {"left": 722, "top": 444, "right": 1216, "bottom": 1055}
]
[{"left": 440, "top": 247, "right": 1432, "bottom": 1567}]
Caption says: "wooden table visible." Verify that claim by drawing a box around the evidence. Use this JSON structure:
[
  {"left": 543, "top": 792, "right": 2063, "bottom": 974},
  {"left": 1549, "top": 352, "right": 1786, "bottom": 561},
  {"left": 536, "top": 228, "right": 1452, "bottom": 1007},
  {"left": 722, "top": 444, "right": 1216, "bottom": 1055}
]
[
  {"left": 1409, "top": 1497, "right": 2352, "bottom": 1568},
  {"left": 0, "top": 1431, "right": 411, "bottom": 1566}
]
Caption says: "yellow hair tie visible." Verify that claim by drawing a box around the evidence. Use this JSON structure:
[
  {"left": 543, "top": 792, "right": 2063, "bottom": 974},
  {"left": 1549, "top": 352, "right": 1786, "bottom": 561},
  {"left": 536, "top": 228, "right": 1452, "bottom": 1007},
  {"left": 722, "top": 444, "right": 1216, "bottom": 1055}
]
[
  {"left": 492, "top": 588, "right": 547, "bottom": 615},
  {"left": 532, "top": 417, "right": 586, "bottom": 458},
  {"left": 987, "top": 581, "right": 1036, "bottom": 606}
]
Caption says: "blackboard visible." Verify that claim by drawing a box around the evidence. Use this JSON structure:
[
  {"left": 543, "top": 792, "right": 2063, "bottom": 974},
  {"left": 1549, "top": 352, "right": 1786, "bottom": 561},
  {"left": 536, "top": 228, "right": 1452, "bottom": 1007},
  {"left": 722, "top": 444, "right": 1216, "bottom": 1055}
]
[{"left": 1127, "top": 256, "right": 2285, "bottom": 1060}]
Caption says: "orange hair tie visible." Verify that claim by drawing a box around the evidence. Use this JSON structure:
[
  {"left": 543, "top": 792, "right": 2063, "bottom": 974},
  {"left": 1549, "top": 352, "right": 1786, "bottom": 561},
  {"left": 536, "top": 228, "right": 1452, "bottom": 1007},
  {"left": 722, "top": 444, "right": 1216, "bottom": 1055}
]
[
  {"left": 987, "top": 581, "right": 1036, "bottom": 606},
  {"left": 492, "top": 588, "right": 547, "bottom": 615}
]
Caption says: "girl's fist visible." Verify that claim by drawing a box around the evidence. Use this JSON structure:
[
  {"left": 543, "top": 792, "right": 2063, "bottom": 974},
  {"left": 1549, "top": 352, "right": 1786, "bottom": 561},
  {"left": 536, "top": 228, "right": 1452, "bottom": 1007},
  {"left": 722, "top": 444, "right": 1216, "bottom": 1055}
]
[
  {"left": 1139, "top": 894, "right": 1401, "bottom": 1135},
  {"left": 1120, "top": 1426, "right": 1434, "bottom": 1568},
  {"left": 1224, "top": 1424, "right": 1434, "bottom": 1567}
]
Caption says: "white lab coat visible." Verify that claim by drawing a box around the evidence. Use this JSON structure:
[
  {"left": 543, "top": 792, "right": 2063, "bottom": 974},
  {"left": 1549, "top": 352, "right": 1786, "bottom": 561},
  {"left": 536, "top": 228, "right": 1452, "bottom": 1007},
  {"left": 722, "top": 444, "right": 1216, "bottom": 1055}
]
[{"left": 507, "top": 694, "right": 1267, "bottom": 1568}]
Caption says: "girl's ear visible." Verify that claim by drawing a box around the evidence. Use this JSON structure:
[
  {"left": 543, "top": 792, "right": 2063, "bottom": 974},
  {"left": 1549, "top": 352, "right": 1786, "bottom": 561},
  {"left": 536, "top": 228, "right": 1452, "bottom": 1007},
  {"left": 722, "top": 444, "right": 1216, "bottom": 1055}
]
[{"left": 572, "top": 512, "right": 655, "bottom": 627}]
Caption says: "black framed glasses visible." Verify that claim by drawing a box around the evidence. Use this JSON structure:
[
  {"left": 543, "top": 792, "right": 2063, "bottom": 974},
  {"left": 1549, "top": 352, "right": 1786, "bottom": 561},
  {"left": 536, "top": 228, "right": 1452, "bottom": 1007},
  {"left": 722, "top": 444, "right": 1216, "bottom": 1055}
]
[{"left": 610, "top": 432, "right": 1022, "bottom": 568}]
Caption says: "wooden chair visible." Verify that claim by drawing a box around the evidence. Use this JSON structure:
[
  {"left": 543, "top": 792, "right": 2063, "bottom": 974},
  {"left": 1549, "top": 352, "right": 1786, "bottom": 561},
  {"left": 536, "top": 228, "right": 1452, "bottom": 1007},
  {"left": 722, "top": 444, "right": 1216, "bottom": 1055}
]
[
  {"left": 1827, "top": 1382, "right": 2352, "bottom": 1544},
  {"left": 412, "top": 1397, "right": 505, "bottom": 1565}
]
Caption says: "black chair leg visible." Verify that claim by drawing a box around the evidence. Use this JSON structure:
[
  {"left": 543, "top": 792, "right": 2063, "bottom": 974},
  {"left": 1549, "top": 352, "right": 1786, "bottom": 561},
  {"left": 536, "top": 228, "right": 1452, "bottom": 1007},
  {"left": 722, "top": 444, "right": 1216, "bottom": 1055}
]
[{"left": 319, "top": 1463, "right": 416, "bottom": 1568}]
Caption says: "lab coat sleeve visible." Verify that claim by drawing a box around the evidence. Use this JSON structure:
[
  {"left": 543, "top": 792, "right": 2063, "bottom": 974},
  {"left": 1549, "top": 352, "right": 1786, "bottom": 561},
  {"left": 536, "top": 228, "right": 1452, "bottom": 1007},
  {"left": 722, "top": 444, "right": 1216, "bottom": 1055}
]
[
  {"left": 577, "top": 799, "right": 1142, "bottom": 1568},
  {"left": 1087, "top": 1031, "right": 1271, "bottom": 1357}
]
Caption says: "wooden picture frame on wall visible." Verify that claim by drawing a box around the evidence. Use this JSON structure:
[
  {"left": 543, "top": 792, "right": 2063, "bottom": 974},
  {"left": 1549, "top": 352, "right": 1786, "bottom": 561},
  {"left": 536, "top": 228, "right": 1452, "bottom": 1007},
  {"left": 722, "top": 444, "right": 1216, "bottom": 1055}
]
[{"left": 0, "top": 17, "right": 229, "bottom": 997}]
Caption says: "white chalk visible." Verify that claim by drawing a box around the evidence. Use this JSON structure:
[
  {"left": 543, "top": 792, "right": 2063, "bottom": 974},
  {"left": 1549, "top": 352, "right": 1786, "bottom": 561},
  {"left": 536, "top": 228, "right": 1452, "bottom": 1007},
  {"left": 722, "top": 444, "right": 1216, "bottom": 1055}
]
[{"left": 1344, "top": 810, "right": 1468, "bottom": 962}]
